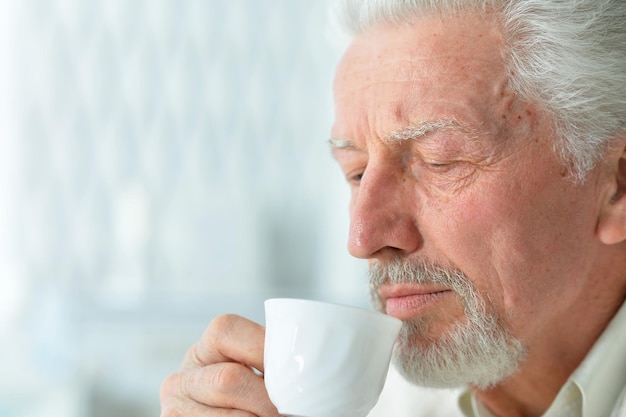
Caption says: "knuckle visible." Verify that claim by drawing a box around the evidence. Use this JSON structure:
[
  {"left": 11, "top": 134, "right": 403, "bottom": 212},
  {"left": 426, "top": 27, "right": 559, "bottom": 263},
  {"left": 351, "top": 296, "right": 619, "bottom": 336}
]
[
  {"left": 211, "top": 363, "right": 248, "bottom": 393},
  {"left": 186, "top": 314, "right": 242, "bottom": 367},
  {"left": 159, "top": 376, "right": 186, "bottom": 417},
  {"left": 160, "top": 372, "right": 183, "bottom": 401},
  {"left": 200, "top": 314, "right": 245, "bottom": 360},
  {"left": 185, "top": 342, "right": 203, "bottom": 367},
  {"left": 208, "top": 364, "right": 269, "bottom": 413},
  {"left": 206, "top": 314, "right": 241, "bottom": 338}
]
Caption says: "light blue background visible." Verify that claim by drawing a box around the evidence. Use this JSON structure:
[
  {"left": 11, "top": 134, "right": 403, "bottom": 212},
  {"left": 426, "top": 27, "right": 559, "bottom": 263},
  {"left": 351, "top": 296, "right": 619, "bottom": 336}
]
[{"left": 0, "top": 1, "right": 369, "bottom": 415}]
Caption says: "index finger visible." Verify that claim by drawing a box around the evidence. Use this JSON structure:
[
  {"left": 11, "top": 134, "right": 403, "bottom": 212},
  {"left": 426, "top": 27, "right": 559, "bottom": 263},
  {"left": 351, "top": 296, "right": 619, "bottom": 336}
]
[{"left": 183, "top": 314, "right": 266, "bottom": 373}]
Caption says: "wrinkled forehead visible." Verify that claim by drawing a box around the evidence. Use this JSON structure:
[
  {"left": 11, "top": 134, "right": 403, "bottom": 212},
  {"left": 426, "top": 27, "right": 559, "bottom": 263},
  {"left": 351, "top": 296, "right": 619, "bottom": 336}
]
[
  {"left": 332, "top": 14, "right": 511, "bottom": 139},
  {"left": 334, "top": 12, "right": 506, "bottom": 87}
]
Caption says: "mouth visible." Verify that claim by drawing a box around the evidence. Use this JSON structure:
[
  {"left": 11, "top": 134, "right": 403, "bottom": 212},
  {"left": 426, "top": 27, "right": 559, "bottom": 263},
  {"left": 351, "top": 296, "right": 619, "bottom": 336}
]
[{"left": 378, "top": 285, "right": 453, "bottom": 320}]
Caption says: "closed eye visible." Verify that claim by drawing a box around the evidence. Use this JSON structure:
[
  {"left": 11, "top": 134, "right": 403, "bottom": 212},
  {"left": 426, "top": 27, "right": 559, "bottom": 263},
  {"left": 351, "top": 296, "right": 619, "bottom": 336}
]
[{"left": 348, "top": 171, "right": 364, "bottom": 185}]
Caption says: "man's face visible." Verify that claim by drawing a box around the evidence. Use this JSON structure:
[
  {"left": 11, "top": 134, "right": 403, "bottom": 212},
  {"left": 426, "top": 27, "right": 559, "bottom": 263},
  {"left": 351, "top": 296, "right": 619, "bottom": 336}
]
[{"left": 331, "top": 13, "right": 609, "bottom": 386}]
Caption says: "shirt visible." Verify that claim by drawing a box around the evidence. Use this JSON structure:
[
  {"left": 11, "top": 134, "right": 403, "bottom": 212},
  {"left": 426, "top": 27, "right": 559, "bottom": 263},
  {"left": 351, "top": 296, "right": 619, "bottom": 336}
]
[{"left": 368, "top": 300, "right": 626, "bottom": 417}]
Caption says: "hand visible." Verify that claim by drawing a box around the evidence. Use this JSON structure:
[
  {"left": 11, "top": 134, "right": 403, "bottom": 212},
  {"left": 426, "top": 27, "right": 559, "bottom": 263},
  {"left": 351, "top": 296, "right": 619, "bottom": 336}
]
[{"left": 160, "top": 314, "right": 281, "bottom": 417}]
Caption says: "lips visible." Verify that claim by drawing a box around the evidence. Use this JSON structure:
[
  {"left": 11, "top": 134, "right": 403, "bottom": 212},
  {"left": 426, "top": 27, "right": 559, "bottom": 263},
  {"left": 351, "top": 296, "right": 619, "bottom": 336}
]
[{"left": 378, "top": 285, "right": 452, "bottom": 320}]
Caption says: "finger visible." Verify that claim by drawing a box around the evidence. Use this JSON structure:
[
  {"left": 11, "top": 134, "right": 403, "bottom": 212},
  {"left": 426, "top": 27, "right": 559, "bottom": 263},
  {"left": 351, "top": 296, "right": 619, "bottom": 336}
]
[
  {"left": 160, "top": 398, "right": 257, "bottom": 417},
  {"left": 184, "top": 314, "right": 266, "bottom": 372},
  {"left": 182, "top": 362, "right": 280, "bottom": 417},
  {"left": 161, "top": 371, "right": 260, "bottom": 417}
]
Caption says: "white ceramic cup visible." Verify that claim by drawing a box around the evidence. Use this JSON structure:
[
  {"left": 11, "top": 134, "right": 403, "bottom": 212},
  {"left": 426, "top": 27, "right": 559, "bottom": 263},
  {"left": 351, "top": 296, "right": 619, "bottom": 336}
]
[{"left": 264, "top": 298, "right": 402, "bottom": 417}]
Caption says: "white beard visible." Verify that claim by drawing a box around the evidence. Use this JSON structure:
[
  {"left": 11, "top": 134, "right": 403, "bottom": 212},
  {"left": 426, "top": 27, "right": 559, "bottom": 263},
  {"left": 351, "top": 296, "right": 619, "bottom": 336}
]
[{"left": 369, "top": 259, "right": 526, "bottom": 389}]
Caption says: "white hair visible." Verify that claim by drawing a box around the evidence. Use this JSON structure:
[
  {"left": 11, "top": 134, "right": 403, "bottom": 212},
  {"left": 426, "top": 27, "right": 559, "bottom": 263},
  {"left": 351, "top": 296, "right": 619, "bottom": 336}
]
[{"left": 331, "top": 0, "right": 626, "bottom": 181}]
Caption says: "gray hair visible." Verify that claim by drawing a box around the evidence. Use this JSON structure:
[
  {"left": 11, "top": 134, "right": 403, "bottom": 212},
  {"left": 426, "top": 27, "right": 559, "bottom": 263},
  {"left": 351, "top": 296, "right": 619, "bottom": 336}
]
[{"left": 331, "top": 0, "right": 626, "bottom": 181}]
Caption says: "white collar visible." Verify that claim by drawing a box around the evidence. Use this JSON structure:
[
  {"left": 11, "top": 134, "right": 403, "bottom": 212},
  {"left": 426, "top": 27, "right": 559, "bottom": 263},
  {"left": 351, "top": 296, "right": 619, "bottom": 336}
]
[
  {"left": 570, "top": 299, "right": 626, "bottom": 417},
  {"left": 459, "top": 299, "right": 626, "bottom": 417}
]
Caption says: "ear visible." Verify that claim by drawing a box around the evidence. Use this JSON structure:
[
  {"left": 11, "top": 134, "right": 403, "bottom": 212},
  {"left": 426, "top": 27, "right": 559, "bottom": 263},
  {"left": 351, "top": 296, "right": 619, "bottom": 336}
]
[{"left": 597, "top": 140, "right": 626, "bottom": 245}]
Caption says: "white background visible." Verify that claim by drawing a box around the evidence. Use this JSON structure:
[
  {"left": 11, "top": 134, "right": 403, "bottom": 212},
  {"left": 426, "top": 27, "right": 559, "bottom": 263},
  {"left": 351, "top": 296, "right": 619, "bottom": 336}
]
[{"left": 0, "top": 1, "right": 369, "bottom": 416}]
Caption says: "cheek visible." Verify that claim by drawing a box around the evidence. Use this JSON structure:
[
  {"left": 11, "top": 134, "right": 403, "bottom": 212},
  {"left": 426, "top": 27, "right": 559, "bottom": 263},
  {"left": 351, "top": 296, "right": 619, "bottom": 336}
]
[
  {"left": 430, "top": 176, "right": 598, "bottom": 322},
  {"left": 425, "top": 184, "right": 550, "bottom": 307}
]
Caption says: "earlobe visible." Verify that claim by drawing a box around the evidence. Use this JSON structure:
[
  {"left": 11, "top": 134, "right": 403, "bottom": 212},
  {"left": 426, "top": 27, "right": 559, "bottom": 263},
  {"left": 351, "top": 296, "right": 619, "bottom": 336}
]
[{"left": 597, "top": 145, "right": 626, "bottom": 245}]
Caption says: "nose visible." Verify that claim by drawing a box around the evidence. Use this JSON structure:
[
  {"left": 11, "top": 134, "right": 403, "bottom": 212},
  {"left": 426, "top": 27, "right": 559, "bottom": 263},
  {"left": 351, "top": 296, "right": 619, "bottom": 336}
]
[{"left": 348, "top": 163, "right": 422, "bottom": 259}]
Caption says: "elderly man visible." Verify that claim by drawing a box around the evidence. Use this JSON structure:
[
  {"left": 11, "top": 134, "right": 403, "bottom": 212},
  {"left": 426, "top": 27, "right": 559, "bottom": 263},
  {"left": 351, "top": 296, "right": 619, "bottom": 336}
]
[{"left": 160, "top": 1, "right": 626, "bottom": 416}]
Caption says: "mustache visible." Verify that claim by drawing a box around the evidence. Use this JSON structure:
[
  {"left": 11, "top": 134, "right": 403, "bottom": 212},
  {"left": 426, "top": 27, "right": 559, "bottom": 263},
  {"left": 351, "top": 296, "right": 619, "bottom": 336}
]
[
  {"left": 369, "top": 258, "right": 468, "bottom": 288},
  {"left": 368, "top": 258, "right": 480, "bottom": 309}
]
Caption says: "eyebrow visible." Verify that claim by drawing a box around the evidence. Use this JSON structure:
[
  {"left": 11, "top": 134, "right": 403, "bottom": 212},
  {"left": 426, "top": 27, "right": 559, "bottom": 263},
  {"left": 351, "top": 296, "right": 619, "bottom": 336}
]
[
  {"left": 328, "top": 119, "right": 466, "bottom": 150},
  {"left": 388, "top": 119, "right": 465, "bottom": 142},
  {"left": 328, "top": 137, "right": 358, "bottom": 150}
]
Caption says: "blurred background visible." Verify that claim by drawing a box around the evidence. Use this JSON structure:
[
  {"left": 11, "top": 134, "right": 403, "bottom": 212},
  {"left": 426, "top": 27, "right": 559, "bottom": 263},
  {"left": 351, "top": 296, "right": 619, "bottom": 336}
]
[{"left": 0, "top": 1, "right": 368, "bottom": 416}]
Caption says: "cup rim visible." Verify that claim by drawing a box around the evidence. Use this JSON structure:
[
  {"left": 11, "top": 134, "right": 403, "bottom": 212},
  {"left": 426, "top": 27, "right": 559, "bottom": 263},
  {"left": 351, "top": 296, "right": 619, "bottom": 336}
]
[{"left": 264, "top": 297, "right": 402, "bottom": 326}]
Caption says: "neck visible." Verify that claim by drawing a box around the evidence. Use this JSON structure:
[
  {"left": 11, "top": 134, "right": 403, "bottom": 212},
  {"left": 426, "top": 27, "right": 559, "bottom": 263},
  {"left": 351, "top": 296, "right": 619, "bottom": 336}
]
[
  {"left": 473, "top": 367, "right": 572, "bottom": 417},
  {"left": 472, "top": 290, "right": 626, "bottom": 417}
]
